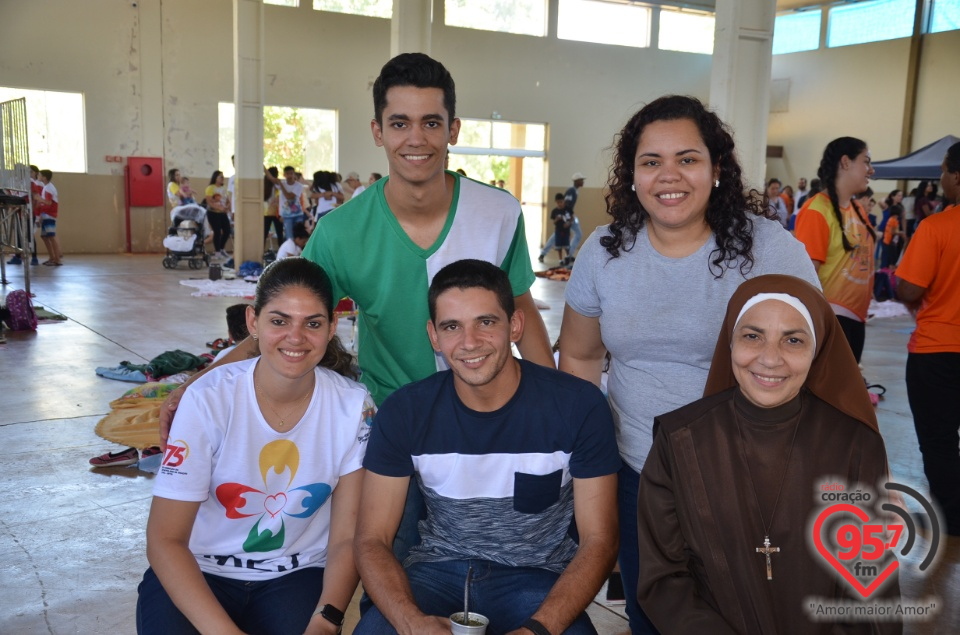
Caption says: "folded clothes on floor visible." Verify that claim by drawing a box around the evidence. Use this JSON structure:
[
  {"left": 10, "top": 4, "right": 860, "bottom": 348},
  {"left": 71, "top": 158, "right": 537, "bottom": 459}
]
[{"left": 96, "top": 365, "right": 148, "bottom": 383}]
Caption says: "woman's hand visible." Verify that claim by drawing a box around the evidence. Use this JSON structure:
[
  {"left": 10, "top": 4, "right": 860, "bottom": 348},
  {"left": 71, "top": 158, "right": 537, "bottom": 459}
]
[{"left": 159, "top": 384, "right": 186, "bottom": 451}]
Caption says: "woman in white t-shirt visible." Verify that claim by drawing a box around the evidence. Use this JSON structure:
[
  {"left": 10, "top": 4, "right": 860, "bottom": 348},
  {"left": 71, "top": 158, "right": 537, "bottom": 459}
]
[{"left": 137, "top": 258, "right": 374, "bottom": 635}]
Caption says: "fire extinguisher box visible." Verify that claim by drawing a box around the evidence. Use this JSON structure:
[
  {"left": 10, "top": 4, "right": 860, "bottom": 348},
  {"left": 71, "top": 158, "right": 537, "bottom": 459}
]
[{"left": 127, "top": 157, "right": 164, "bottom": 206}]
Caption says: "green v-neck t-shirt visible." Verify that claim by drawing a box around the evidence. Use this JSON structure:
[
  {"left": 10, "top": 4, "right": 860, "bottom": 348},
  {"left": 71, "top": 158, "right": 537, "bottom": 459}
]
[{"left": 301, "top": 171, "right": 535, "bottom": 406}]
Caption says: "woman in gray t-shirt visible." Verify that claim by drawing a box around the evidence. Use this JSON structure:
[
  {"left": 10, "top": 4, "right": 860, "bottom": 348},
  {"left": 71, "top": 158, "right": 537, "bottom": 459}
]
[{"left": 559, "top": 95, "right": 819, "bottom": 634}]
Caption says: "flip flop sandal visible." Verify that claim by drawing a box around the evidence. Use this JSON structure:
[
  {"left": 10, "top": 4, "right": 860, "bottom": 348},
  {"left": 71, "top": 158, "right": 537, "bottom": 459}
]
[{"left": 866, "top": 384, "right": 887, "bottom": 399}]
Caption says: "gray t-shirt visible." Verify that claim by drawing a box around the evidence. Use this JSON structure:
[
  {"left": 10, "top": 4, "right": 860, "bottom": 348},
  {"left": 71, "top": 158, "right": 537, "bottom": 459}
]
[{"left": 564, "top": 216, "right": 820, "bottom": 472}]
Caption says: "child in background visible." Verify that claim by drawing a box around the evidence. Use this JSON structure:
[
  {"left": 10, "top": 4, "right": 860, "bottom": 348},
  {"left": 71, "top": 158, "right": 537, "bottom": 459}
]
[
  {"left": 551, "top": 191, "right": 572, "bottom": 266},
  {"left": 276, "top": 222, "right": 310, "bottom": 260},
  {"left": 177, "top": 178, "right": 197, "bottom": 205},
  {"left": 211, "top": 303, "right": 252, "bottom": 363}
]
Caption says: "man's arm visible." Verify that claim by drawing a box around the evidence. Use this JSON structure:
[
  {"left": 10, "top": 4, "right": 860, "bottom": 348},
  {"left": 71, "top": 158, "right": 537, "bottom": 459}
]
[
  {"left": 354, "top": 472, "right": 450, "bottom": 635},
  {"left": 897, "top": 278, "right": 927, "bottom": 316},
  {"left": 558, "top": 304, "right": 606, "bottom": 388},
  {"left": 514, "top": 291, "right": 555, "bottom": 368},
  {"left": 506, "top": 474, "right": 618, "bottom": 635},
  {"left": 159, "top": 336, "right": 260, "bottom": 450}
]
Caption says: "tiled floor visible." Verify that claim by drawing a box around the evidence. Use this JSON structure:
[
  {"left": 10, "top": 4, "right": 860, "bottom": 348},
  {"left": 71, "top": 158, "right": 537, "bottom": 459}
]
[{"left": 0, "top": 254, "right": 956, "bottom": 634}]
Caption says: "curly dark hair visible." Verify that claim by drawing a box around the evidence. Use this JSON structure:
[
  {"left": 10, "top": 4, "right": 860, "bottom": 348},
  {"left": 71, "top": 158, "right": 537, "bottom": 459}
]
[
  {"left": 602, "top": 95, "right": 768, "bottom": 277},
  {"left": 254, "top": 258, "right": 358, "bottom": 380},
  {"left": 816, "top": 137, "right": 876, "bottom": 252}
]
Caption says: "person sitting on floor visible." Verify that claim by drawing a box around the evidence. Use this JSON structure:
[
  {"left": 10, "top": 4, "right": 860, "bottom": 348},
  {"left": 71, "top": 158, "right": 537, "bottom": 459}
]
[
  {"left": 353, "top": 259, "right": 620, "bottom": 635},
  {"left": 136, "top": 258, "right": 375, "bottom": 635},
  {"left": 276, "top": 222, "right": 310, "bottom": 260}
]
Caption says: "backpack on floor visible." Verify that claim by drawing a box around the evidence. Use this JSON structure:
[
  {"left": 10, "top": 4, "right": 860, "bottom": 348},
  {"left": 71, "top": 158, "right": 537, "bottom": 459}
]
[{"left": 5, "top": 289, "right": 38, "bottom": 331}]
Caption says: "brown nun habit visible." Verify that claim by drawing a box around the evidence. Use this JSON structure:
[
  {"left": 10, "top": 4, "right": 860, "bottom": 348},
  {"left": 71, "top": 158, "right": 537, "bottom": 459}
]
[{"left": 636, "top": 275, "right": 899, "bottom": 635}]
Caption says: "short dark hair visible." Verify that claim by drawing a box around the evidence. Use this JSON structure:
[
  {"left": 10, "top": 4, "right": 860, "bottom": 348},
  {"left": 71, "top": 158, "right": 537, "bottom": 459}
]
[
  {"left": 29, "top": 164, "right": 39, "bottom": 174},
  {"left": 555, "top": 192, "right": 565, "bottom": 201},
  {"left": 428, "top": 259, "right": 514, "bottom": 323},
  {"left": 946, "top": 141, "right": 960, "bottom": 174},
  {"left": 40, "top": 169, "right": 54, "bottom": 181},
  {"left": 767, "top": 178, "right": 781, "bottom": 187},
  {"left": 225, "top": 303, "right": 250, "bottom": 342},
  {"left": 372, "top": 53, "right": 456, "bottom": 125},
  {"left": 283, "top": 166, "right": 295, "bottom": 173},
  {"left": 371, "top": 172, "right": 383, "bottom": 181},
  {"left": 292, "top": 222, "right": 310, "bottom": 240}
]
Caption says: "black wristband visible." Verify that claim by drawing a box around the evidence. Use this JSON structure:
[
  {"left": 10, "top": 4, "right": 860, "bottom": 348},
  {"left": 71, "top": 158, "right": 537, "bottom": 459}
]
[{"left": 522, "top": 617, "right": 552, "bottom": 635}]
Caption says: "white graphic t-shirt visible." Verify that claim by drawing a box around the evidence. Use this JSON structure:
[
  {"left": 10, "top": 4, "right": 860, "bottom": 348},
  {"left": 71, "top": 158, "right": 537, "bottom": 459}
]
[{"left": 154, "top": 359, "right": 374, "bottom": 580}]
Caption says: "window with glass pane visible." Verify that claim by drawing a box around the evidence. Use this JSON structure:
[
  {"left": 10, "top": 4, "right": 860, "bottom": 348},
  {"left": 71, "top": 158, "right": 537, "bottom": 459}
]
[
  {"left": 773, "top": 10, "right": 821, "bottom": 54},
  {"left": 931, "top": 0, "right": 960, "bottom": 33},
  {"left": 313, "top": 0, "right": 391, "bottom": 18},
  {"left": 219, "top": 103, "right": 337, "bottom": 175},
  {"left": 659, "top": 8, "right": 715, "bottom": 54},
  {"left": 0, "top": 87, "right": 86, "bottom": 173},
  {"left": 445, "top": 0, "right": 547, "bottom": 37},
  {"left": 265, "top": 0, "right": 298, "bottom": 7},
  {"left": 827, "top": 0, "right": 914, "bottom": 47},
  {"left": 558, "top": 0, "right": 651, "bottom": 48}
]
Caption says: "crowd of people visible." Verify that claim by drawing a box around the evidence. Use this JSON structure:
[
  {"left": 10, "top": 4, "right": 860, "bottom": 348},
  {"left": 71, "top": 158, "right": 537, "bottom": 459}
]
[
  {"left": 166, "top": 161, "right": 382, "bottom": 263},
  {"left": 6, "top": 164, "right": 61, "bottom": 267},
  {"left": 132, "top": 52, "right": 959, "bottom": 635}
]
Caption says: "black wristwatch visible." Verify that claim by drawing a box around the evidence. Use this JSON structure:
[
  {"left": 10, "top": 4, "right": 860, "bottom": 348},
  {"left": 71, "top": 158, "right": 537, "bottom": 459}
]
[{"left": 313, "top": 604, "right": 344, "bottom": 633}]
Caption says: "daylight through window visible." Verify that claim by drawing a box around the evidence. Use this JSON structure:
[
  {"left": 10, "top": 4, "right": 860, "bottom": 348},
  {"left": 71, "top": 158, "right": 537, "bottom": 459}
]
[
  {"left": 0, "top": 87, "right": 86, "bottom": 173},
  {"left": 827, "top": 0, "right": 915, "bottom": 47},
  {"left": 558, "top": 0, "right": 651, "bottom": 48},
  {"left": 218, "top": 103, "right": 337, "bottom": 176},
  {"left": 444, "top": 0, "right": 547, "bottom": 37},
  {"left": 773, "top": 10, "right": 822, "bottom": 55},
  {"left": 658, "top": 8, "right": 715, "bottom": 55}
]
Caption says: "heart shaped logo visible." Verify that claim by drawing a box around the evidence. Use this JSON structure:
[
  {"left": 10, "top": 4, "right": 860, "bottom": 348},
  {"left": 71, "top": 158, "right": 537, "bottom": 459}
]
[
  {"left": 264, "top": 493, "right": 287, "bottom": 518},
  {"left": 812, "top": 503, "right": 899, "bottom": 598}
]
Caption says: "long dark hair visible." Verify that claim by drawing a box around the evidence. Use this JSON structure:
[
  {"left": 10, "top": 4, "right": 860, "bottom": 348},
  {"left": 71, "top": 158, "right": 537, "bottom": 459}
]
[
  {"left": 263, "top": 166, "right": 278, "bottom": 202},
  {"left": 602, "top": 95, "right": 764, "bottom": 277},
  {"left": 253, "top": 259, "right": 357, "bottom": 380},
  {"left": 816, "top": 137, "right": 876, "bottom": 251}
]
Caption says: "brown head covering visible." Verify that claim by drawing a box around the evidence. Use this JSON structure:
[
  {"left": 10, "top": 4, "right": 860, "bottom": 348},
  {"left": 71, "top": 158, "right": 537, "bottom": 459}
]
[{"left": 703, "top": 274, "right": 878, "bottom": 433}]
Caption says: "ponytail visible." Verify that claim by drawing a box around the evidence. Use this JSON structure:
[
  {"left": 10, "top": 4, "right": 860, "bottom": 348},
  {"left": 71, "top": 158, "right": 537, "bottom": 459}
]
[{"left": 817, "top": 137, "right": 875, "bottom": 252}]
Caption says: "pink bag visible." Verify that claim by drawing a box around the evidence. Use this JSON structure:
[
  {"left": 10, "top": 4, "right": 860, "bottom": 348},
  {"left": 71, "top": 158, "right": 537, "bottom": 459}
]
[{"left": 5, "top": 289, "right": 38, "bottom": 331}]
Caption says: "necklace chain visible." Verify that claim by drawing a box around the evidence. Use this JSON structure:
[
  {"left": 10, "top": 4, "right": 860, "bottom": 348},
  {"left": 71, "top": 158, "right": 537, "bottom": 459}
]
[
  {"left": 255, "top": 381, "right": 312, "bottom": 428},
  {"left": 733, "top": 400, "right": 803, "bottom": 539}
]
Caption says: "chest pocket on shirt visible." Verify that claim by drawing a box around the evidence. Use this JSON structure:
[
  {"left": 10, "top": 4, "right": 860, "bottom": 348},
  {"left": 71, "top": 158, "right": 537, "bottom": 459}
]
[{"left": 513, "top": 469, "right": 562, "bottom": 514}]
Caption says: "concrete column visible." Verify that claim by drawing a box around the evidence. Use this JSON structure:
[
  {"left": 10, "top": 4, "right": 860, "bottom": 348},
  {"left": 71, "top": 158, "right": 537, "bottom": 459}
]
[
  {"left": 709, "top": 0, "right": 777, "bottom": 190},
  {"left": 233, "top": 0, "right": 266, "bottom": 265},
  {"left": 137, "top": 0, "right": 164, "bottom": 157},
  {"left": 391, "top": 0, "right": 432, "bottom": 56}
]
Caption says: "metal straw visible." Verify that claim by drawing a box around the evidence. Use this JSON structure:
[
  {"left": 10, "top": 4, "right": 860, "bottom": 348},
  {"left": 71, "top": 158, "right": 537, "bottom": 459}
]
[{"left": 463, "top": 565, "right": 473, "bottom": 622}]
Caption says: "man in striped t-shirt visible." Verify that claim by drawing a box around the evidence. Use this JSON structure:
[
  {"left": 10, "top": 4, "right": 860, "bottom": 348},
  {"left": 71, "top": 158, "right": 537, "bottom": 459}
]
[{"left": 355, "top": 260, "right": 620, "bottom": 635}]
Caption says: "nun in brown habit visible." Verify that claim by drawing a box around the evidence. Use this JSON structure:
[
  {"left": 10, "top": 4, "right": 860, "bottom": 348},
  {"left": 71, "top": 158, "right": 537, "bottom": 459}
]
[{"left": 637, "top": 274, "right": 900, "bottom": 634}]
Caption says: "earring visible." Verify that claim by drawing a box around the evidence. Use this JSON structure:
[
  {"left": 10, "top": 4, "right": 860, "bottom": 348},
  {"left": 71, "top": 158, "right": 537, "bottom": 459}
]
[
  {"left": 631, "top": 184, "right": 636, "bottom": 191},
  {"left": 714, "top": 179, "right": 720, "bottom": 188},
  {"left": 251, "top": 334, "right": 258, "bottom": 341}
]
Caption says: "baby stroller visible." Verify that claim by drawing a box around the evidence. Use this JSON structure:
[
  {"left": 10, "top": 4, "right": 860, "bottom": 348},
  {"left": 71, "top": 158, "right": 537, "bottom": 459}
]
[{"left": 162, "top": 204, "right": 210, "bottom": 270}]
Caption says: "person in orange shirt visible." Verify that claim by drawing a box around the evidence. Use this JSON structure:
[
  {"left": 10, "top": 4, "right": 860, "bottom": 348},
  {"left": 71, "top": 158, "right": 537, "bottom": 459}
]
[
  {"left": 897, "top": 141, "right": 960, "bottom": 537},
  {"left": 794, "top": 137, "right": 877, "bottom": 362}
]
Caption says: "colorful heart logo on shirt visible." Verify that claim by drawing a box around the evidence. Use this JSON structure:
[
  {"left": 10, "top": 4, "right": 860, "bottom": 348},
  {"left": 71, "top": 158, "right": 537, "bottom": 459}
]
[{"left": 264, "top": 493, "right": 287, "bottom": 518}]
